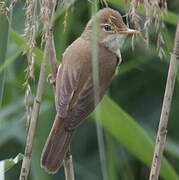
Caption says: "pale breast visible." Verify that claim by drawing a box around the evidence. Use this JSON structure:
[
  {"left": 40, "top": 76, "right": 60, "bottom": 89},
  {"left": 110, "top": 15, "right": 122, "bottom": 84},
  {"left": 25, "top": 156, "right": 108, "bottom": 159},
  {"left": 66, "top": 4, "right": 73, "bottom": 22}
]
[{"left": 101, "top": 34, "right": 126, "bottom": 63}]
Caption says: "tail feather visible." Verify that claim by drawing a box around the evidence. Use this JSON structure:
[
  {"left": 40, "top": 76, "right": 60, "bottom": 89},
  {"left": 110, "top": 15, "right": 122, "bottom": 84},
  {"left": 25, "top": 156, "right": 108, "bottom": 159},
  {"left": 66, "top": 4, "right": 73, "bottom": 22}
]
[{"left": 41, "top": 115, "right": 73, "bottom": 174}]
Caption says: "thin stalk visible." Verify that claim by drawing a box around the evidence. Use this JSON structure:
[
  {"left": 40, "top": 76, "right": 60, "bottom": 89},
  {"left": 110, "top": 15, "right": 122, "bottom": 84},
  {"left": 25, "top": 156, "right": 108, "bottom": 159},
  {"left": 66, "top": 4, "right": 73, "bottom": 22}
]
[
  {"left": 19, "top": 33, "right": 51, "bottom": 180},
  {"left": 49, "top": 33, "right": 58, "bottom": 81},
  {"left": 149, "top": 21, "right": 179, "bottom": 180},
  {"left": 63, "top": 150, "right": 75, "bottom": 180},
  {"left": 91, "top": 2, "right": 108, "bottom": 180},
  {"left": 19, "top": 1, "right": 57, "bottom": 179},
  {"left": 100, "top": 0, "right": 108, "bottom": 7}
]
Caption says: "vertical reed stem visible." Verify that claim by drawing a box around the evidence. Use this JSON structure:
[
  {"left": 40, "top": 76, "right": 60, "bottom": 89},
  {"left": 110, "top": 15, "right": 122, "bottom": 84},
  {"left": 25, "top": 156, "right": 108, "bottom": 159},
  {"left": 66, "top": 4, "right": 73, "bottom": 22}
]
[
  {"left": 91, "top": 2, "right": 108, "bottom": 180},
  {"left": 63, "top": 150, "right": 75, "bottom": 180},
  {"left": 19, "top": 32, "right": 51, "bottom": 180},
  {"left": 149, "top": 21, "right": 179, "bottom": 180},
  {"left": 19, "top": 1, "right": 57, "bottom": 179}
]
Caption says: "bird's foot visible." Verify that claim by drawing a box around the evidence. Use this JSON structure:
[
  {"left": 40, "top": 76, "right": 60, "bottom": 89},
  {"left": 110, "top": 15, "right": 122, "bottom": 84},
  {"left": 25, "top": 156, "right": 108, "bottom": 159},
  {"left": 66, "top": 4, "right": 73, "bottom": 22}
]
[{"left": 47, "top": 73, "right": 56, "bottom": 85}]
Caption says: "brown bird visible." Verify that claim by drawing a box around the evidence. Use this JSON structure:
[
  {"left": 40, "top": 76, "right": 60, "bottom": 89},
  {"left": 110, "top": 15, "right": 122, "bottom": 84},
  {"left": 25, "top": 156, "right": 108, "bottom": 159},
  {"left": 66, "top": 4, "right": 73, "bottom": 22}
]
[{"left": 41, "top": 8, "right": 139, "bottom": 174}]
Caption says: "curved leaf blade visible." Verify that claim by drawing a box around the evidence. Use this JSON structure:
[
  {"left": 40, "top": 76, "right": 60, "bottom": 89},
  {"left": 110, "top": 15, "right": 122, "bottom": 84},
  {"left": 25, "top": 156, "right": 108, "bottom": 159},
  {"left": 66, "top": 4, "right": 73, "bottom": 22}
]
[
  {"left": 0, "top": 153, "right": 23, "bottom": 176},
  {"left": 93, "top": 96, "right": 179, "bottom": 180}
]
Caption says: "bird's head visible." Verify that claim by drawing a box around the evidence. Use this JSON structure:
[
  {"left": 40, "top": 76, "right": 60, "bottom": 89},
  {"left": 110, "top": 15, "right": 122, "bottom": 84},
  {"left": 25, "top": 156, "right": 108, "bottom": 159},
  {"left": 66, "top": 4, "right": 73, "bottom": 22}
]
[{"left": 83, "top": 8, "right": 139, "bottom": 53}]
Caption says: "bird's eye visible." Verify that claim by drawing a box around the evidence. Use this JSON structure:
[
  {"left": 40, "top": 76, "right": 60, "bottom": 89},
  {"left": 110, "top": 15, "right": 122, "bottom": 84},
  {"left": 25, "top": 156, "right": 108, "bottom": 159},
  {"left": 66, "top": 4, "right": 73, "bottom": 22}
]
[{"left": 103, "top": 24, "right": 112, "bottom": 32}]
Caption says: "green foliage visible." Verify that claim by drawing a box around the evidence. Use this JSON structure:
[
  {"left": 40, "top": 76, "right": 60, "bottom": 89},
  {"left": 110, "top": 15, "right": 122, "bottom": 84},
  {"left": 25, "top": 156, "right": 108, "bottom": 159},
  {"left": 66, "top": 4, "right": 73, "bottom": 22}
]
[
  {"left": 109, "top": 0, "right": 178, "bottom": 25},
  {"left": 0, "top": 153, "right": 23, "bottom": 172},
  {"left": 94, "top": 96, "right": 179, "bottom": 179},
  {"left": 0, "top": 5, "right": 9, "bottom": 106}
]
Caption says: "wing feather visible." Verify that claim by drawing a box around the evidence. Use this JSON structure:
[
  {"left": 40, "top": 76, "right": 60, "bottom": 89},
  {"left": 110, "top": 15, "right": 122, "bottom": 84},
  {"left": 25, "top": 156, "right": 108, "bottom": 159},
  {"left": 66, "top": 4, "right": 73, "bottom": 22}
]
[{"left": 55, "top": 37, "right": 119, "bottom": 130}]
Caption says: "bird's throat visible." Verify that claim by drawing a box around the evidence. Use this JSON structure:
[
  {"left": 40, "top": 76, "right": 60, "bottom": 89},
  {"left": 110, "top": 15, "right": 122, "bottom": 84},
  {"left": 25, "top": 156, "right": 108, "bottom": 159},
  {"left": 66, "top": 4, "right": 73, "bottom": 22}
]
[{"left": 102, "top": 34, "right": 126, "bottom": 56}]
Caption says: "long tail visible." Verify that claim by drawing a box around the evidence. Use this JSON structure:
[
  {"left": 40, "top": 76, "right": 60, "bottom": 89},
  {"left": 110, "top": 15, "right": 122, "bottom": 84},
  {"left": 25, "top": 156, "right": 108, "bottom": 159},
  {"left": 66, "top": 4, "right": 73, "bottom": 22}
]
[{"left": 41, "top": 115, "right": 73, "bottom": 174}]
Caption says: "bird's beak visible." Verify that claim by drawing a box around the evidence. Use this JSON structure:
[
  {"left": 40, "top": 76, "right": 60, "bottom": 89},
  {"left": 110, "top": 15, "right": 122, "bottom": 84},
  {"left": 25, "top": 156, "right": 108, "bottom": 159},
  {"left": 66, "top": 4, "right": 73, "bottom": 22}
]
[{"left": 120, "top": 28, "right": 140, "bottom": 35}]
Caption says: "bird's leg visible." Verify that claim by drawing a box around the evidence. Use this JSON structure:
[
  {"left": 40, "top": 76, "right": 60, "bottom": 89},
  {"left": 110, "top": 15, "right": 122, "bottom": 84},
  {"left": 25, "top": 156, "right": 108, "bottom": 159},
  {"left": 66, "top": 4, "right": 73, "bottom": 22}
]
[
  {"left": 48, "top": 29, "right": 58, "bottom": 79},
  {"left": 47, "top": 31, "right": 58, "bottom": 88},
  {"left": 47, "top": 73, "right": 56, "bottom": 86}
]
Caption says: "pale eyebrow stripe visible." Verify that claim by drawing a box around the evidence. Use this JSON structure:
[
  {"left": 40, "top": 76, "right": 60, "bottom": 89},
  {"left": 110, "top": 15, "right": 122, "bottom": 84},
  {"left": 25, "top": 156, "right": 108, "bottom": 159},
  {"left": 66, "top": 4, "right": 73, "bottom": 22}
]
[
  {"left": 110, "top": 15, "right": 116, "bottom": 20},
  {"left": 100, "top": 23, "right": 111, "bottom": 26}
]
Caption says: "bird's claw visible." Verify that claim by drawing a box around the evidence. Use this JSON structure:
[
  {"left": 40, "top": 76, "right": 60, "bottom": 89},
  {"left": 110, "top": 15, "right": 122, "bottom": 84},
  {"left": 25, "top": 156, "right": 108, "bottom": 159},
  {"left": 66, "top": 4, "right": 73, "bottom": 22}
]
[{"left": 47, "top": 74, "right": 56, "bottom": 85}]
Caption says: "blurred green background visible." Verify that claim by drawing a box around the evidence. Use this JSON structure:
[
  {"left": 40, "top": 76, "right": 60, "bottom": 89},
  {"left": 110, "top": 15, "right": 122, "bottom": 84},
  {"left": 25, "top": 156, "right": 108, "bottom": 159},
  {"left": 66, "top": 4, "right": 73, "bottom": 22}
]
[{"left": 0, "top": 0, "right": 179, "bottom": 180}]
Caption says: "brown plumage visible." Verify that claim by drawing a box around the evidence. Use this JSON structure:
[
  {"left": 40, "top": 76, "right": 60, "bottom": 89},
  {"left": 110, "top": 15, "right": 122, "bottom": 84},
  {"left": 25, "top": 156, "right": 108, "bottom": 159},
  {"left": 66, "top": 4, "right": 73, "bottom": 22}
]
[{"left": 41, "top": 8, "right": 138, "bottom": 174}]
